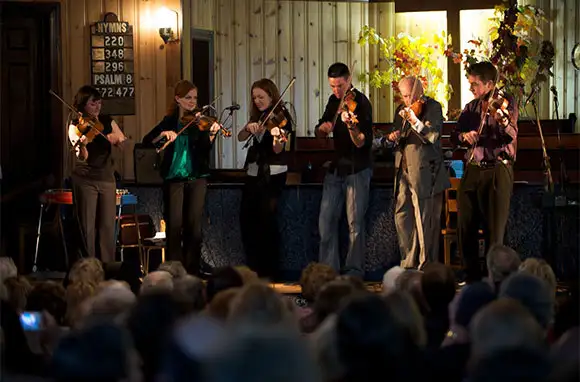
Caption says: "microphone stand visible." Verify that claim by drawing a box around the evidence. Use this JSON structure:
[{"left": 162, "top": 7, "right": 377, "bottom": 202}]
[
  {"left": 552, "top": 90, "right": 568, "bottom": 194},
  {"left": 531, "top": 96, "right": 554, "bottom": 194}
]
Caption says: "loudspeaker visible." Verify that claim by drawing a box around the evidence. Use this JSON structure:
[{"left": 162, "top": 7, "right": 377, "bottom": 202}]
[{"left": 134, "top": 143, "right": 163, "bottom": 185}]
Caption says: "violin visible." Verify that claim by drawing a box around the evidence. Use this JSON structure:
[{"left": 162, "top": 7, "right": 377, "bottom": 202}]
[
  {"left": 181, "top": 110, "right": 231, "bottom": 137},
  {"left": 485, "top": 92, "right": 510, "bottom": 122},
  {"left": 74, "top": 114, "right": 105, "bottom": 145},
  {"left": 48, "top": 89, "right": 108, "bottom": 148},
  {"left": 340, "top": 90, "right": 359, "bottom": 127},
  {"left": 259, "top": 106, "right": 289, "bottom": 142},
  {"left": 403, "top": 98, "right": 425, "bottom": 120}
]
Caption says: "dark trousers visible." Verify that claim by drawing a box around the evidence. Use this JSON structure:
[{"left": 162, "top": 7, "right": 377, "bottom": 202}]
[
  {"left": 458, "top": 162, "right": 513, "bottom": 280},
  {"left": 163, "top": 178, "right": 207, "bottom": 275},
  {"left": 240, "top": 172, "right": 286, "bottom": 280},
  {"left": 71, "top": 174, "right": 117, "bottom": 264}
]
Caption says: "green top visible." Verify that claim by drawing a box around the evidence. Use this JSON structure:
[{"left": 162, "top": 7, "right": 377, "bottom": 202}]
[{"left": 165, "top": 124, "right": 210, "bottom": 181}]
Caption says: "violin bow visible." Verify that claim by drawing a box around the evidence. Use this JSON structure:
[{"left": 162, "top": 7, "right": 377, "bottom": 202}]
[
  {"left": 155, "top": 93, "right": 223, "bottom": 153},
  {"left": 330, "top": 60, "right": 357, "bottom": 131},
  {"left": 49, "top": 89, "right": 108, "bottom": 144},
  {"left": 467, "top": 69, "right": 501, "bottom": 163},
  {"left": 257, "top": 77, "right": 296, "bottom": 130}
]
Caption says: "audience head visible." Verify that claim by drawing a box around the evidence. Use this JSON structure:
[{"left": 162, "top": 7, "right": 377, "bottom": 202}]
[
  {"left": 313, "top": 279, "right": 367, "bottom": 326},
  {"left": 383, "top": 290, "right": 427, "bottom": 348},
  {"left": 140, "top": 270, "right": 173, "bottom": 294},
  {"left": 65, "top": 280, "right": 97, "bottom": 327},
  {"left": 173, "top": 274, "right": 206, "bottom": 315},
  {"left": 228, "top": 282, "right": 291, "bottom": 328},
  {"left": 382, "top": 265, "right": 404, "bottom": 294},
  {"left": 486, "top": 244, "right": 521, "bottom": 289},
  {"left": 499, "top": 272, "right": 555, "bottom": 330},
  {"left": 336, "top": 293, "right": 420, "bottom": 381},
  {"left": 299, "top": 262, "right": 338, "bottom": 303},
  {"left": 205, "top": 266, "right": 244, "bottom": 303},
  {"left": 470, "top": 298, "right": 545, "bottom": 357},
  {"left": 68, "top": 258, "right": 105, "bottom": 285},
  {"left": 233, "top": 265, "right": 259, "bottom": 284},
  {"left": 207, "top": 287, "right": 241, "bottom": 321},
  {"left": 421, "top": 262, "right": 456, "bottom": 313},
  {"left": 518, "top": 257, "right": 557, "bottom": 297},
  {"left": 26, "top": 280, "right": 67, "bottom": 325},
  {"left": 157, "top": 261, "right": 187, "bottom": 280},
  {"left": 395, "top": 269, "right": 429, "bottom": 313},
  {"left": 0, "top": 257, "right": 17, "bottom": 282},
  {"left": 208, "top": 324, "right": 320, "bottom": 382},
  {"left": 52, "top": 322, "right": 137, "bottom": 382},
  {"left": 452, "top": 281, "right": 496, "bottom": 329},
  {"left": 4, "top": 275, "right": 32, "bottom": 312}
]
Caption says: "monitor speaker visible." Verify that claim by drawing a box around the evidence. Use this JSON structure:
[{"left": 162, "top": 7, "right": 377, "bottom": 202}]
[{"left": 134, "top": 143, "right": 163, "bottom": 185}]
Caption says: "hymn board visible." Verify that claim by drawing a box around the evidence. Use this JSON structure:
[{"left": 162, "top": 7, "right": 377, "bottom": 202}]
[{"left": 90, "top": 13, "right": 135, "bottom": 115}]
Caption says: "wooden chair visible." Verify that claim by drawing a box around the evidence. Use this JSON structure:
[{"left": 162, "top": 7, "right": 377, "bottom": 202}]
[
  {"left": 117, "top": 214, "right": 165, "bottom": 274},
  {"left": 442, "top": 178, "right": 462, "bottom": 269},
  {"left": 441, "top": 178, "right": 485, "bottom": 269}
]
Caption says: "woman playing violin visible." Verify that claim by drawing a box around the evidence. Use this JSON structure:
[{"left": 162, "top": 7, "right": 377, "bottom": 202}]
[
  {"left": 68, "top": 85, "right": 126, "bottom": 264},
  {"left": 142, "top": 80, "right": 222, "bottom": 276},
  {"left": 238, "top": 78, "right": 295, "bottom": 280}
]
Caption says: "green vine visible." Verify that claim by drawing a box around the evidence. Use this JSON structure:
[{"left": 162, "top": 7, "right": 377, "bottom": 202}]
[
  {"left": 445, "top": 1, "right": 553, "bottom": 108},
  {"left": 358, "top": 26, "right": 452, "bottom": 105}
]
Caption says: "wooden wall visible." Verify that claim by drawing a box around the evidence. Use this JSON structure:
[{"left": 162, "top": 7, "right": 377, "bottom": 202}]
[
  {"left": 183, "top": 0, "right": 395, "bottom": 169},
  {"left": 6, "top": 0, "right": 181, "bottom": 181}
]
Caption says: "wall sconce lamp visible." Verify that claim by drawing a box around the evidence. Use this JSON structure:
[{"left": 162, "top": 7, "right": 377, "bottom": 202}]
[{"left": 157, "top": 7, "right": 180, "bottom": 45}]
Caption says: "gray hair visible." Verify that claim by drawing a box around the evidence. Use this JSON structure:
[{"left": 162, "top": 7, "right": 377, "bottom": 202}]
[{"left": 486, "top": 244, "right": 521, "bottom": 285}]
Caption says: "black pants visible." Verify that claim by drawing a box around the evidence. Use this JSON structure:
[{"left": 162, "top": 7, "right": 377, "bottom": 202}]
[
  {"left": 458, "top": 162, "right": 513, "bottom": 280},
  {"left": 163, "top": 178, "right": 207, "bottom": 275},
  {"left": 71, "top": 174, "right": 117, "bottom": 264},
  {"left": 240, "top": 172, "right": 286, "bottom": 279}
]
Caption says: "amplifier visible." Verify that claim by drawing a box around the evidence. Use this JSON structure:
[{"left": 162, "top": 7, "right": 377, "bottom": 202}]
[{"left": 134, "top": 144, "right": 163, "bottom": 185}]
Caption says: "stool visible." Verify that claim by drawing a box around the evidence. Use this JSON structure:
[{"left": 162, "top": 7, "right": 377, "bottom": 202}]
[{"left": 33, "top": 189, "right": 72, "bottom": 272}]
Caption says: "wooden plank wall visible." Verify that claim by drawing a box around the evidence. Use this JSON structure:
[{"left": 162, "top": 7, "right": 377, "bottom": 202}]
[
  {"left": 523, "top": 0, "right": 579, "bottom": 128},
  {"left": 9, "top": 0, "right": 181, "bottom": 181},
  {"left": 185, "top": 0, "right": 394, "bottom": 169}
]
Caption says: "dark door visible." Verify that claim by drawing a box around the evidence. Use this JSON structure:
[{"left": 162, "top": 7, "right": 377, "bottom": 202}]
[
  {"left": 0, "top": 2, "right": 63, "bottom": 270},
  {"left": 191, "top": 29, "right": 214, "bottom": 110}
]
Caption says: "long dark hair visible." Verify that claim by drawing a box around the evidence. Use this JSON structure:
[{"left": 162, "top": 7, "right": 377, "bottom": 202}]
[
  {"left": 73, "top": 85, "right": 101, "bottom": 113},
  {"left": 167, "top": 80, "right": 197, "bottom": 117},
  {"left": 250, "top": 78, "right": 281, "bottom": 122}
]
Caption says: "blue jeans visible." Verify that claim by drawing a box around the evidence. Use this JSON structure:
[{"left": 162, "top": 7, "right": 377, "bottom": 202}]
[{"left": 318, "top": 167, "right": 372, "bottom": 276}]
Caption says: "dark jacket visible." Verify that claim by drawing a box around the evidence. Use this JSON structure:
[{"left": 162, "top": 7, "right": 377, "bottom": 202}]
[
  {"left": 244, "top": 106, "right": 295, "bottom": 173},
  {"left": 142, "top": 112, "right": 215, "bottom": 180}
]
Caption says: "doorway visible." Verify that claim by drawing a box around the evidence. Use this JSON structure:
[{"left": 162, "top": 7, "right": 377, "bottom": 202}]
[{"left": 1, "top": 2, "right": 63, "bottom": 269}]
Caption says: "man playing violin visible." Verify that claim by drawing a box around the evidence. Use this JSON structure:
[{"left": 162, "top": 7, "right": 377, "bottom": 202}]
[
  {"left": 142, "top": 80, "right": 222, "bottom": 276},
  {"left": 315, "top": 62, "right": 373, "bottom": 278},
  {"left": 375, "top": 76, "right": 449, "bottom": 269},
  {"left": 451, "top": 61, "right": 518, "bottom": 282}
]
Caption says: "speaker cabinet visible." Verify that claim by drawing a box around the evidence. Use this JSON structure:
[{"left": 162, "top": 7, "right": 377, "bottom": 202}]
[{"left": 134, "top": 143, "right": 163, "bottom": 185}]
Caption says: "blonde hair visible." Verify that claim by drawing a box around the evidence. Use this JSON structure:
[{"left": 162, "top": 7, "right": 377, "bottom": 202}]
[{"left": 519, "top": 258, "right": 557, "bottom": 297}]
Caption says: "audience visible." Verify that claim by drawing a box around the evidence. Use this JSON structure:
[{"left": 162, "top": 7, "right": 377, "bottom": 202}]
[
  {"left": 0, "top": 244, "right": 573, "bottom": 382},
  {"left": 486, "top": 244, "right": 521, "bottom": 293}
]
